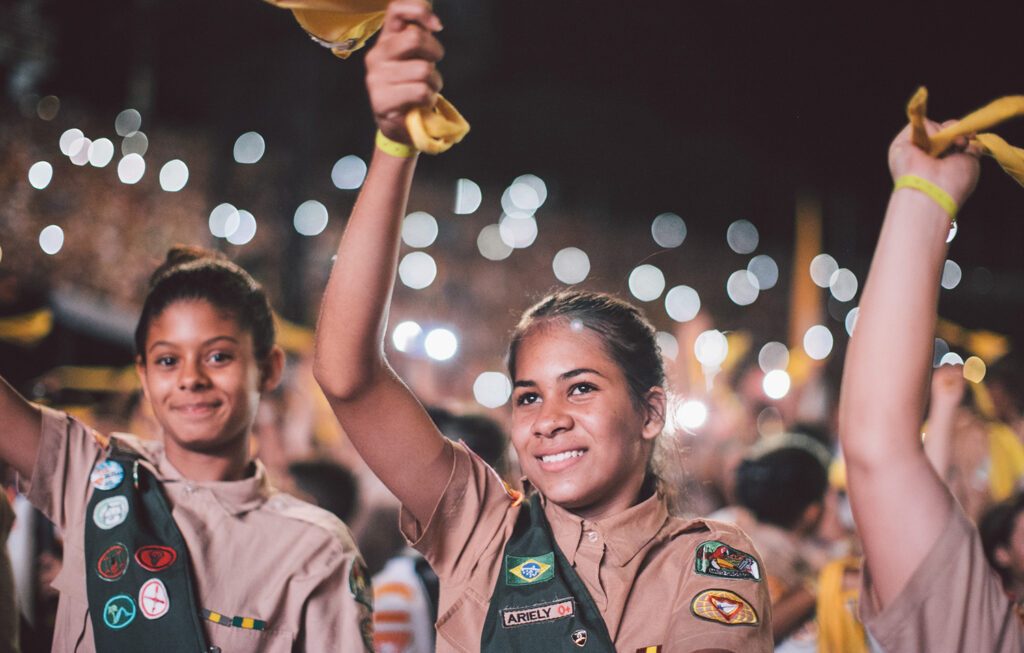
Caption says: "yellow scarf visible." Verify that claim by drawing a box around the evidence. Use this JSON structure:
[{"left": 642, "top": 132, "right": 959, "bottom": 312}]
[
  {"left": 816, "top": 557, "right": 869, "bottom": 653},
  {"left": 263, "top": 0, "right": 469, "bottom": 154},
  {"left": 907, "top": 88, "right": 1024, "bottom": 187}
]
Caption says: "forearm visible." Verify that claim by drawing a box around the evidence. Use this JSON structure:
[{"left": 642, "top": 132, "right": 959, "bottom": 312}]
[
  {"left": 839, "top": 189, "right": 949, "bottom": 464},
  {"left": 313, "top": 149, "right": 418, "bottom": 399},
  {"left": 923, "top": 403, "right": 957, "bottom": 480}
]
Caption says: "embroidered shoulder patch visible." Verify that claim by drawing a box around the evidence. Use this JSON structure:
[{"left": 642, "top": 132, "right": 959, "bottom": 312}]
[
  {"left": 505, "top": 553, "right": 554, "bottom": 586},
  {"left": 349, "top": 559, "right": 373, "bottom": 611},
  {"left": 501, "top": 598, "right": 574, "bottom": 628},
  {"left": 691, "top": 589, "right": 759, "bottom": 626},
  {"left": 694, "top": 540, "right": 761, "bottom": 581}
]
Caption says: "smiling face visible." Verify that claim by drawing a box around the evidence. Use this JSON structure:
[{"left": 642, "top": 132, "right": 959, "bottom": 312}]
[
  {"left": 510, "top": 320, "right": 665, "bottom": 520},
  {"left": 136, "top": 300, "right": 280, "bottom": 458}
]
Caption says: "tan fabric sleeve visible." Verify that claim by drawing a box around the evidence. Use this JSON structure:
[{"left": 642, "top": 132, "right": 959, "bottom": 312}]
[
  {"left": 859, "top": 504, "right": 1023, "bottom": 652},
  {"left": 27, "top": 406, "right": 103, "bottom": 531},
  {"left": 671, "top": 521, "right": 774, "bottom": 653},
  {"left": 399, "top": 440, "right": 517, "bottom": 584},
  {"left": 299, "top": 551, "right": 373, "bottom": 652}
]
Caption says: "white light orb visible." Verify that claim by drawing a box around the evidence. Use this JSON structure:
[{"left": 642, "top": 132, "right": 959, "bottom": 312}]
[
  {"left": 726, "top": 219, "right": 759, "bottom": 254},
  {"left": 473, "top": 372, "right": 513, "bottom": 408},
  {"left": 398, "top": 251, "right": 437, "bottom": 289},
  {"left": 677, "top": 400, "right": 708, "bottom": 430},
  {"left": 117, "top": 154, "right": 146, "bottom": 184},
  {"left": 425, "top": 328, "right": 458, "bottom": 361},
  {"left": 810, "top": 254, "right": 838, "bottom": 288},
  {"left": 552, "top": 247, "right": 590, "bottom": 284},
  {"left": 454, "top": 178, "right": 483, "bottom": 215},
  {"left": 402, "top": 211, "right": 439, "bottom": 248},
  {"left": 763, "top": 369, "right": 792, "bottom": 400},
  {"left": 477, "top": 224, "right": 513, "bottom": 261},
  {"left": 651, "top": 212, "right": 687, "bottom": 248},
  {"left": 747, "top": 254, "right": 778, "bottom": 290},
  {"left": 758, "top": 341, "right": 789, "bottom": 373},
  {"left": 656, "top": 331, "right": 679, "bottom": 360},
  {"left": 803, "top": 325, "right": 834, "bottom": 360},
  {"left": 628, "top": 264, "right": 666, "bottom": 302},
  {"left": 665, "top": 285, "right": 700, "bottom": 322},
  {"left": 88, "top": 138, "right": 115, "bottom": 167},
  {"left": 331, "top": 155, "right": 367, "bottom": 190},
  {"left": 226, "top": 210, "right": 257, "bottom": 245},
  {"left": 39, "top": 225, "right": 65, "bottom": 255},
  {"left": 28, "top": 162, "right": 53, "bottom": 189},
  {"left": 294, "top": 200, "right": 329, "bottom": 236},
  {"left": 233, "top": 131, "right": 265, "bottom": 164},
  {"left": 209, "top": 203, "right": 241, "bottom": 238},
  {"left": 392, "top": 321, "right": 422, "bottom": 353},
  {"left": 159, "top": 159, "right": 189, "bottom": 192},
  {"left": 694, "top": 329, "right": 729, "bottom": 368}
]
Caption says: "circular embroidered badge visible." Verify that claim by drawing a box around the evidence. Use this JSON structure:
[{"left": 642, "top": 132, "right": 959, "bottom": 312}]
[
  {"left": 90, "top": 460, "right": 125, "bottom": 492},
  {"left": 139, "top": 578, "right": 170, "bottom": 620},
  {"left": 135, "top": 545, "right": 177, "bottom": 572},
  {"left": 93, "top": 496, "right": 129, "bottom": 530},
  {"left": 96, "top": 543, "right": 130, "bottom": 581},
  {"left": 102, "top": 594, "right": 136, "bottom": 630}
]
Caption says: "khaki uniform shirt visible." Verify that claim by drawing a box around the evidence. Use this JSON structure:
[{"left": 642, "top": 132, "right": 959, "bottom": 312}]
[
  {"left": 400, "top": 442, "right": 773, "bottom": 652},
  {"left": 29, "top": 406, "right": 371, "bottom": 653},
  {"left": 860, "top": 502, "right": 1024, "bottom": 652}
]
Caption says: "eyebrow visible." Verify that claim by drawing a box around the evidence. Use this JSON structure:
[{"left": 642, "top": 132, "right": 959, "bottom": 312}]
[
  {"left": 513, "top": 368, "right": 606, "bottom": 388},
  {"left": 147, "top": 335, "right": 241, "bottom": 353}
]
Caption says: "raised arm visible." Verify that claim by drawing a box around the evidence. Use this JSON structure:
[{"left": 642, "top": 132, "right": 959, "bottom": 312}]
[
  {"left": 0, "top": 376, "right": 43, "bottom": 478},
  {"left": 838, "top": 120, "right": 980, "bottom": 607},
  {"left": 313, "top": 0, "right": 452, "bottom": 523}
]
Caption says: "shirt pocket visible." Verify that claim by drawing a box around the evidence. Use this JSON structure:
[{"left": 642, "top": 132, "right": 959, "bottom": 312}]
[
  {"left": 435, "top": 586, "right": 489, "bottom": 653},
  {"left": 206, "top": 624, "right": 296, "bottom": 653}
]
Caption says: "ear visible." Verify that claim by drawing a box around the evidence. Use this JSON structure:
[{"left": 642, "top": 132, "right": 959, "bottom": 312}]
[
  {"left": 994, "top": 545, "right": 1013, "bottom": 569},
  {"left": 260, "top": 345, "right": 286, "bottom": 393},
  {"left": 135, "top": 356, "right": 151, "bottom": 403},
  {"left": 641, "top": 386, "right": 667, "bottom": 441}
]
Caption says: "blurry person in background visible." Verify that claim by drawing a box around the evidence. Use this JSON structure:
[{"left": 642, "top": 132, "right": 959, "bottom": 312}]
[
  {"left": 980, "top": 493, "right": 1024, "bottom": 619},
  {"left": 288, "top": 459, "right": 360, "bottom": 524},
  {"left": 924, "top": 362, "right": 1024, "bottom": 523},
  {"left": 713, "top": 432, "right": 832, "bottom": 648},
  {"left": 0, "top": 489, "right": 18, "bottom": 653}
]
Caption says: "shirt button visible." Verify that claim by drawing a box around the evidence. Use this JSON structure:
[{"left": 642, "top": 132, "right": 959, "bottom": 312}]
[{"left": 586, "top": 531, "right": 599, "bottom": 543}]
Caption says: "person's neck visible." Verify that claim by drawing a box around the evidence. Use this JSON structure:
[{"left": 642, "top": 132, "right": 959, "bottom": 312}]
[
  {"left": 163, "top": 438, "right": 252, "bottom": 482},
  {"left": 570, "top": 473, "right": 653, "bottom": 522}
]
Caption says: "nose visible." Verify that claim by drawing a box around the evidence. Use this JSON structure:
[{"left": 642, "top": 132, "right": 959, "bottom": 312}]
[
  {"left": 177, "top": 356, "right": 211, "bottom": 391},
  {"left": 533, "top": 397, "right": 573, "bottom": 438}
]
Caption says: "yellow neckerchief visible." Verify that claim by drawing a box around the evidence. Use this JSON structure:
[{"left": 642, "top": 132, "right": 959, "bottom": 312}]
[
  {"left": 907, "top": 87, "right": 1024, "bottom": 187},
  {"left": 263, "top": 0, "right": 470, "bottom": 154},
  {"left": 816, "top": 556, "right": 869, "bottom": 653}
]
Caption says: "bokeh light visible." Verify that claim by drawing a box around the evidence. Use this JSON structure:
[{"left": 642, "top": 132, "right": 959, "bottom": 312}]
[
  {"left": 665, "top": 285, "right": 700, "bottom": 322},
  {"left": 159, "top": 159, "right": 189, "bottom": 192},
  {"left": 398, "top": 251, "right": 437, "bottom": 289},
  {"left": 803, "top": 325, "right": 834, "bottom": 360},
  {"left": 963, "top": 356, "right": 986, "bottom": 383},
  {"left": 727, "top": 270, "right": 759, "bottom": 306},
  {"left": 845, "top": 307, "right": 859, "bottom": 336},
  {"left": 939, "top": 352, "right": 964, "bottom": 367},
  {"left": 117, "top": 154, "right": 146, "bottom": 184},
  {"left": 115, "top": 109, "right": 142, "bottom": 136},
  {"left": 331, "top": 155, "right": 367, "bottom": 190},
  {"left": 69, "top": 137, "right": 92, "bottom": 166},
  {"left": 499, "top": 214, "right": 538, "bottom": 249},
  {"left": 829, "top": 268, "right": 858, "bottom": 302},
  {"left": 209, "top": 203, "right": 241, "bottom": 239},
  {"left": 651, "top": 213, "right": 686, "bottom": 248},
  {"left": 454, "top": 178, "right": 482, "bottom": 215},
  {"left": 226, "top": 210, "right": 257, "bottom": 245},
  {"left": 392, "top": 321, "right": 422, "bottom": 353},
  {"left": 758, "top": 341, "right": 789, "bottom": 373},
  {"left": 294, "top": 200, "right": 329, "bottom": 236},
  {"left": 628, "top": 264, "right": 666, "bottom": 302},
  {"left": 656, "top": 331, "right": 679, "bottom": 360},
  {"left": 28, "top": 162, "right": 53, "bottom": 189},
  {"left": 477, "top": 224, "right": 513, "bottom": 261},
  {"left": 88, "top": 138, "right": 115, "bottom": 167},
  {"left": 726, "top": 220, "right": 759, "bottom": 254},
  {"left": 763, "top": 369, "right": 791, "bottom": 400},
  {"left": 932, "top": 338, "right": 950, "bottom": 368},
  {"left": 121, "top": 131, "right": 148, "bottom": 157},
  {"left": 36, "top": 95, "right": 60, "bottom": 121},
  {"left": 747, "top": 254, "right": 778, "bottom": 290},
  {"left": 425, "top": 328, "right": 458, "bottom": 361},
  {"left": 810, "top": 254, "right": 838, "bottom": 288},
  {"left": 676, "top": 400, "right": 708, "bottom": 431},
  {"left": 552, "top": 247, "right": 590, "bottom": 284},
  {"left": 233, "top": 131, "right": 265, "bottom": 164},
  {"left": 402, "top": 211, "right": 439, "bottom": 248},
  {"left": 39, "top": 225, "right": 64, "bottom": 255},
  {"left": 473, "top": 372, "right": 513, "bottom": 408},
  {"left": 941, "top": 260, "right": 962, "bottom": 290},
  {"left": 694, "top": 329, "right": 729, "bottom": 368},
  {"left": 59, "top": 128, "right": 84, "bottom": 155}
]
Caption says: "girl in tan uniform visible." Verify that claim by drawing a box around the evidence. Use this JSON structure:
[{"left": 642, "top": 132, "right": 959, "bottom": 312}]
[
  {"left": 313, "top": 2, "right": 773, "bottom": 651},
  {"left": 0, "top": 246, "right": 371, "bottom": 652}
]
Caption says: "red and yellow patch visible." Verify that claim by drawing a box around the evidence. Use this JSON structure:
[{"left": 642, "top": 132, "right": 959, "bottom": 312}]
[{"left": 690, "top": 589, "right": 759, "bottom": 626}]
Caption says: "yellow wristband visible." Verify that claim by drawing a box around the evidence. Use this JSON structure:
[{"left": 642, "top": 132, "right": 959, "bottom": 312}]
[
  {"left": 893, "top": 175, "right": 958, "bottom": 221},
  {"left": 375, "top": 130, "right": 417, "bottom": 159}
]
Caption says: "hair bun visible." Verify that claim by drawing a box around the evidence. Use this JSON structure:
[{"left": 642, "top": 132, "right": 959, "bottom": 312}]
[{"left": 149, "top": 245, "right": 227, "bottom": 287}]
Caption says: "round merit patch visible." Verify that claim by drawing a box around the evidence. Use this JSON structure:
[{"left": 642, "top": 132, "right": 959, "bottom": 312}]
[
  {"left": 139, "top": 578, "right": 170, "bottom": 620},
  {"left": 93, "top": 496, "right": 130, "bottom": 530},
  {"left": 135, "top": 545, "right": 177, "bottom": 572},
  {"left": 90, "top": 460, "right": 125, "bottom": 491},
  {"left": 103, "top": 594, "right": 136, "bottom": 630},
  {"left": 97, "top": 543, "right": 130, "bottom": 581},
  {"left": 690, "top": 589, "right": 759, "bottom": 626}
]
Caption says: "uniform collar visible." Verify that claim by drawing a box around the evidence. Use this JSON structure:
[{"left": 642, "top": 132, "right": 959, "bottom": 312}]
[
  {"left": 539, "top": 484, "right": 671, "bottom": 568},
  {"left": 110, "top": 433, "right": 274, "bottom": 516}
]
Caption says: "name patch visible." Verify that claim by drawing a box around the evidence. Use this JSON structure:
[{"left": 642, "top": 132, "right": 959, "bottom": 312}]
[{"left": 502, "top": 598, "right": 575, "bottom": 628}]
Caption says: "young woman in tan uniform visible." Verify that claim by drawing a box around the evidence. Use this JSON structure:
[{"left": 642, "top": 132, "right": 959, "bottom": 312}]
[
  {"left": 0, "top": 247, "right": 371, "bottom": 652},
  {"left": 839, "top": 115, "right": 1024, "bottom": 648},
  {"left": 313, "top": 2, "right": 773, "bottom": 651}
]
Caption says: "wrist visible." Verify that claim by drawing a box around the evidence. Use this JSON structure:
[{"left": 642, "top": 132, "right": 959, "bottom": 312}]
[
  {"left": 375, "top": 130, "right": 418, "bottom": 159},
  {"left": 892, "top": 175, "right": 958, "bottom": 222}
]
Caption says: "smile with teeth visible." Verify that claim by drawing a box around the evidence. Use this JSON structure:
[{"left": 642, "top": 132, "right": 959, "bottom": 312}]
[{"left": 540, "top": 449, "right": 586, "bottom": 463}]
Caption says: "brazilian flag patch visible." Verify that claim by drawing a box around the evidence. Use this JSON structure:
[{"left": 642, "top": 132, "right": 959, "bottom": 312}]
[{"left": 505, "top": 553, "right": 555, "bottom": 586}]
